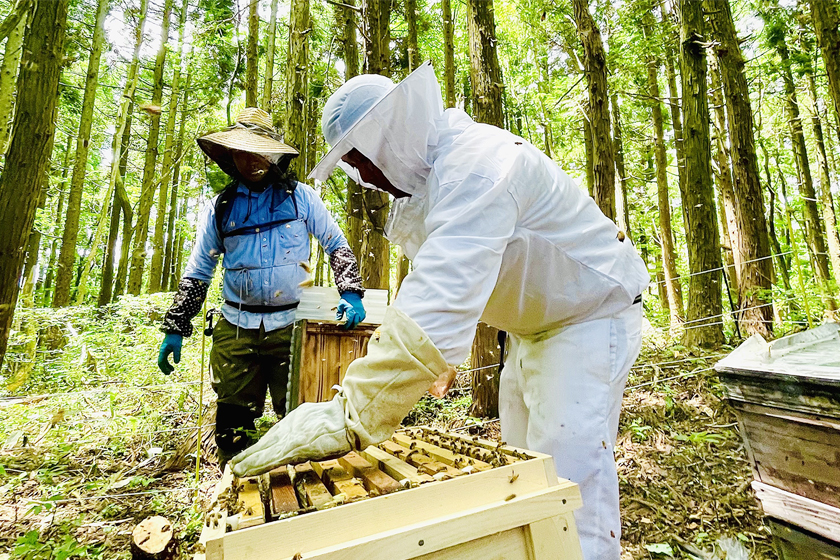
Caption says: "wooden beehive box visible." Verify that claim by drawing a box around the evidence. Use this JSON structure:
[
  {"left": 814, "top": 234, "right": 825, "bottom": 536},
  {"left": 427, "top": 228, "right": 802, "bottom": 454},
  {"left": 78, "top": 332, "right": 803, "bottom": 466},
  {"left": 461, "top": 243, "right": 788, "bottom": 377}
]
[
  {"left": 715, "top": 323, "right": 840, "bottom": 554},
  {"left": 195, "top": 428, "right": 583, "bottom": 560},
  {"left": 286, "top": 287, "right": 388, "bottom": 413}
]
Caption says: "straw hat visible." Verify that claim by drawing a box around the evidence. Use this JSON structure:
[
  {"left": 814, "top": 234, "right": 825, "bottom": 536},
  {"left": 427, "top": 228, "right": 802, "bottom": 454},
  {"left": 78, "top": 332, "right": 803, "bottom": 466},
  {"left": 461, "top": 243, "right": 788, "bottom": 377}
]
[{"left": 197, "top": 107, "right": 299, "bottom": 177}]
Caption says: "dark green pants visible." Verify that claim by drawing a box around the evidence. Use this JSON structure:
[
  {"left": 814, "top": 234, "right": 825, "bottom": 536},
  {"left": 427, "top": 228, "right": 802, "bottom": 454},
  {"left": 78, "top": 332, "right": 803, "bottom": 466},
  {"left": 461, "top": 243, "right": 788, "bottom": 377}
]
[{"left": 209, "top": 317, "right": 293, "bottom": 462}]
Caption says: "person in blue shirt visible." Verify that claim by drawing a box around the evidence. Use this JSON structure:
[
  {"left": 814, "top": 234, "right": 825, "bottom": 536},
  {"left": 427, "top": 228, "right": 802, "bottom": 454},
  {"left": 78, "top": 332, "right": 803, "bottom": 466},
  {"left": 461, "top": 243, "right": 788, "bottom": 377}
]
[{"left": 157, "top": 108, "right": 366, "bottom": 465}]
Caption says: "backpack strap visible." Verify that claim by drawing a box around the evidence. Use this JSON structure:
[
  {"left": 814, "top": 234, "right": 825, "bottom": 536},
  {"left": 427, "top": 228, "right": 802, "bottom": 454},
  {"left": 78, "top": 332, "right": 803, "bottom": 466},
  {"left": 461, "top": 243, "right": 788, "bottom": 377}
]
[{"left": 213, "top": 184, "right": 240, "bottom": 242}]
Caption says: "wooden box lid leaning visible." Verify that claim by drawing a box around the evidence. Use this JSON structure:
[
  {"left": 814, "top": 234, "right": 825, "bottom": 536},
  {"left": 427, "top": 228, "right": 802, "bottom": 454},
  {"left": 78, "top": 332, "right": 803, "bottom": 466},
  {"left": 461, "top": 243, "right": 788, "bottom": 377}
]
[
  {"left": 194, "top": 427, "right": 584, "bottom": 560},
  {"left": 714, "top": 323, "right": 840, "bottom": 555}
]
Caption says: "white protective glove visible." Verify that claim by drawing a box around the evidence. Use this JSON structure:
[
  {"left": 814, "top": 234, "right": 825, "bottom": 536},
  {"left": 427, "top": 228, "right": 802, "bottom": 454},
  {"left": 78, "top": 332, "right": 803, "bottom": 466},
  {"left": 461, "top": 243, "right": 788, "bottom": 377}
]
[{"left": 230, "top": 306, "right": 450, "bottom": 477}]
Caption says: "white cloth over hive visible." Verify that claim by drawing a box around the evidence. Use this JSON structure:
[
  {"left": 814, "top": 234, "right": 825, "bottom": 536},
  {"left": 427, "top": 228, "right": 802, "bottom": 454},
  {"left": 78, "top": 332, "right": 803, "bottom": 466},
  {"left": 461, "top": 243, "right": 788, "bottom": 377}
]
[{"left": 715, "top": 322, "right": 840, "bottom": 379}]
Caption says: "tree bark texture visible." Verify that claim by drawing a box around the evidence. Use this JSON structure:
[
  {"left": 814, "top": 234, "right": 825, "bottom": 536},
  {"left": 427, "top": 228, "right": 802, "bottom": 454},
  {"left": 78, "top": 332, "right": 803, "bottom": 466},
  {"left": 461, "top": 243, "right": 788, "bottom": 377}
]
[
  {"left": 42, "top": 134, "right": 73, "bottom": 304},
  {"left": 467, "top": 0, "right": 504, "bottom": 128},
  {"left": 611, "top": 94, "right": 631, "bottom": 239},
  {"left": 582, "top": 100, "right": 594, "bottom": 197},
  {"left": 0, "top": 6, "right": 25, "bottom": 154},
  {"left": 809, "top": 0, "right": 840, "bottom": 143},
  {"left": 707, "top": 0, "right": 775, "bottom": 336},
  {"left": 660, "top": 1, "right": 685, "bottom": 197},
  {"left": 286, "top": 0, "right": 309, "bottom": 180},
  {"left": 679, "top": 0, "right": 724, "bottom": 347},
  {"left": 262, "top": 0, "right": 279, "bottom": 111},
  {"left": 573, "top": 0, "right": 615, "bottom": 221},
  {"left": 465, "top": 0, "right": 505, "bottom": 415},
  {"left": 164, "top": 69, "right": 192, "bottom": 292},
  {"left": 128, "top": 0, "right": 172, "bottom": 295},
  {"left": 360, "top": 0, "right": 391, "bottom": 291},
  {"left": 149, "top": 0, "right": 189, "bottom": 293},
  {"left": 0, "top": 0, "right": 69, "bottom": 367},
  {"left": 246, "top": 0, "right": 259, "bottom": 107},
  {"left": 708, "top": 56, "right": 742, "bottom": 305},
  {"left": 442, "top": 0, "right": 456, "bottom": 108},
  {"left": 335, "top": 0, "right": 364, "bottom": 260},
  {"left": 406, "top": 0, "right": 420, "bottom": 71},
  {"left": 771, "top": 25, "right": 835, "bottom": 307},
  {"left": 114, "top": 107, "right": 136, "bottom": 300},
  {"left": 52, "top": 0, "right": 110, "bottom": 307},
  {"left": 643, "top": 16, "right": 684, "bottom": 330},
  {"left": 803, "top": 57, "right": 840, "bottom": 287}
]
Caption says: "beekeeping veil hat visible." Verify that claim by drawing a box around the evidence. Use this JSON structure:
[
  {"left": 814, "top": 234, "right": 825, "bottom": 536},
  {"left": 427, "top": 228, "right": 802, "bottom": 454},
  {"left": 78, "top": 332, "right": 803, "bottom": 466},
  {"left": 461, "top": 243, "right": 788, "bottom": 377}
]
[
  {"left": 197, "top": 107, "right": 299, "bottom": 177},
  {"left": 309, "top": 62, "right": 444, "bottom": 196}
]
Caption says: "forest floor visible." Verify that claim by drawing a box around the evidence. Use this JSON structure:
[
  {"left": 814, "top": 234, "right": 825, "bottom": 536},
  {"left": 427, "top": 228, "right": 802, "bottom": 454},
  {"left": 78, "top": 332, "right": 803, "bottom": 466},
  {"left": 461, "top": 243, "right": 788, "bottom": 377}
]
[{"left": 0, "top": 296, "right": 776, "bottom": 559}]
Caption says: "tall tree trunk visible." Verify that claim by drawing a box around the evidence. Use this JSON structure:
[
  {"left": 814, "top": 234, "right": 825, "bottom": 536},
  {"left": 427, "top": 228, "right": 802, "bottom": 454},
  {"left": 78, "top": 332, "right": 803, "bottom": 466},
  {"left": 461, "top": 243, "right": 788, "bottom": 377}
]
[
  {"left": 246, "top": 0, "right": 259, "bottom": 107},
  {"left": 611, "top": 94, "right": 631, "bottom": 239},
  {"left": 770, "top": 22, "right": 835, "bottom": 307},
  {"left": 127, "top": 0, "right": 172, "bottom": 295},
  {"left": 262, "top": 0, "right": 279, "bottom": 111},
  {"left": 582, "top": 100, "right": 594, "bottom": 196},
  {"left": 466, "top": 0, "right": 504, "bottom": 418},
  {"left": 335, "top": 0, "right": 364, "bottom": 260},
  {"left": 706, "top": 0, "right": 775, "bottom": 336},
  {"left": 164, "top": 68, "right": 192, "bottom": 292},
  {"left": 0, "top": 5, "right": 26, "bottom": 154},
  {"left": 467, "top": 0, "right": 503, "bottom": 128},
  {"left": 799, "top": 33, "right": 840, "bottom": 290},
  {"left": 173, "top": 192, "right": 190, "bottom": 284},
  {"left": 149, "top": 0, "right": 188, "bottom": 293},
  {"left": 78, "top": 0, "right": 149, "bottom": 303},
  {"left": 114, "top": 106, "right": 135, "bottom": 300},
  {"left": 659, "top": 0, "right": 685, "bottom": 197},
  {"left": 573, "top": 0, "right": 615, "bottom": 221},
  {"left": 286, "top": 0, "right": 309, "bottom": 180},
  {"left": 809, "top": 0, "right": 840, "bottom": 142},
  {"left": 42, "top": 134, "right": 73, "bottom": 303},
  {"left": 406, "top": 0, "right": 420, "bottom": 70},
  {"left": 442, "top": 0, "right": 456, "bottom": 108},
  {"left": 52, "top": 0, "right": 110, "bottom": 307},
  {"left": 0, "top": 0, "right": 69, "bottom": 368},
  {"left": 99, "top": 188, "right": 121, "bottom": 306},
  {"left": 679, "top": 0, "right": 724, "bottom": 347},
  {"left": 360, "top": 0, "right": 391, "bottom": 291},
  {"left": 644, "top": 14, "right": 684, "bottom": 330},
  {"left": 708, "top": 56, "right": 742, "bottom": 307}
]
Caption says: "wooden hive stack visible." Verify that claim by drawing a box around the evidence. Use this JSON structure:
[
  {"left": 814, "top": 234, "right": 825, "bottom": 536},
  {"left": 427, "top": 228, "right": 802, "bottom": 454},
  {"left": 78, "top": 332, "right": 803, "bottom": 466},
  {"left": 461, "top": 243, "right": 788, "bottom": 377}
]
[
  {"left": 195, "top": 427, "right": 583, "bottom": 560},
  {"left": 285, "top": 287, "right": 388, "bottom": 413},
  {"left": 714, "top": 323, "right": 840, "bottom": 559}
]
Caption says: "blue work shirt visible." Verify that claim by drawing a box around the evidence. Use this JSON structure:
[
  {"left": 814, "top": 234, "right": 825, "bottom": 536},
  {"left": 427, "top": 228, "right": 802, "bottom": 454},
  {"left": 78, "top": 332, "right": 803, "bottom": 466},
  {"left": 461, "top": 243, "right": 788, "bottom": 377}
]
[{"left": 183, "top": 181, "right": 349, "bottom": 331}]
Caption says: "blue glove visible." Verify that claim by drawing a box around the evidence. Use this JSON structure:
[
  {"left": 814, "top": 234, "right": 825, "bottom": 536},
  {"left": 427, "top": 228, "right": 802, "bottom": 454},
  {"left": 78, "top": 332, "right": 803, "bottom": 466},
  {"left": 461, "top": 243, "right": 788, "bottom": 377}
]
[
  {"left": 336, "top": 292, "right": 366, "bottom": 329},
  {"left": 158, "top": 333, "right": 183, "bottom": 375}
]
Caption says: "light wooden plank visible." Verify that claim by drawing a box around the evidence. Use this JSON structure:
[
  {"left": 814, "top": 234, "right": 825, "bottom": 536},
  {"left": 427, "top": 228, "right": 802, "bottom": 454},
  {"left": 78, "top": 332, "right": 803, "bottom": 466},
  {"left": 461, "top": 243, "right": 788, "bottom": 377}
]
[
  {"left": 412, "top": 527, "right": 531, "bottom": 560},
  {"left": 298, "top": 485, "right": 574, "bottom": 560},
  {"left": 391, "top": 433, "right": 493, "bottom": 472},
  {"left": 295, "top": 462, "right": 335, "bottom": 510},
  {"left": 313, "top": 459, "right": 369, "bottom": 502},
  {"left": 379, "top": 440, "right": 463, "bottom": 479},
  {"left": 526, "top": 514, "right": 584, "bottom": 560},
  {"left": 237, "top": 476, "right": 266, "bottom": 529},
  {"left": 338, "top": 451, "right": 403, "bottom": 495},
  {"left": 214, "top": 458, "right": 578, "bottom": 560},
  {"left": 753, "top": 481, "right": 840, "bottom": 543},
  {"left": 196, "top": 465, "right": 235, "bottom": 560},
  {"left": 360, "top": 446, "right": 434, "bottom": 487}
]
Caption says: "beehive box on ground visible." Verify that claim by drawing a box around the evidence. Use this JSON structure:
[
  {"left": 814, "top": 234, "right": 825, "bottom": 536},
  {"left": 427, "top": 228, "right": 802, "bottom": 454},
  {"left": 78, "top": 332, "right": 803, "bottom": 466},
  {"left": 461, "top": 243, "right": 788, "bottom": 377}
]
[
  {"left": 195, "top": 427, "right": 583, "bottom": 560},
  {"left": 715, "top": 323, "right": 840, "bottom": 554},
  {"left": 286, "top": 287, "right": 388, "bottom": 413}
]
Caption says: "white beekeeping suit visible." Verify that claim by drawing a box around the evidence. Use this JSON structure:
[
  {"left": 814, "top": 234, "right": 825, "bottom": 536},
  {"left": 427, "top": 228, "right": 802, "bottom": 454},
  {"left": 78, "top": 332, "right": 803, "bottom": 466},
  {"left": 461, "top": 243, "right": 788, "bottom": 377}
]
[{"left": 232, "top": 62, "right": 649, "bottom": 560}]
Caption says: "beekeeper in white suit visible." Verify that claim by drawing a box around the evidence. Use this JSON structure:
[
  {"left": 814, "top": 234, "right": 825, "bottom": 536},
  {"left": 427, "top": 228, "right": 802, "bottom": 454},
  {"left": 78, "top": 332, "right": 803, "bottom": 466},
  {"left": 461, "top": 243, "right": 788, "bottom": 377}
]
[{"left": 230, "top": 62, "right": 649, "bottom": 560}]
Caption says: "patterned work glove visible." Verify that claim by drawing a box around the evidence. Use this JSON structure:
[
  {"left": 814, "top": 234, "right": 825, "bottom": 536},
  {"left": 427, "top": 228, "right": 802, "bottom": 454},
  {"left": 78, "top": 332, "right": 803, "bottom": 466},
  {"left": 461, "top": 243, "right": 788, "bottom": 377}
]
[
  {"left": 336, "top": 292, "right": 366, "bottom": 329},
  {"left": 157, "top": 333, "right": 183, "bottom": 375}
]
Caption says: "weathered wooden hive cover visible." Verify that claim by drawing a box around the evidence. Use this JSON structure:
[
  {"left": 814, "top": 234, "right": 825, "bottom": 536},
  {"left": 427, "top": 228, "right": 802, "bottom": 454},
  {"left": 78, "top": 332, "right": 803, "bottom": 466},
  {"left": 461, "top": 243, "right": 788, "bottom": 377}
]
[{"left": 714, "top": 323, "right": 840, "bottom": 549}]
